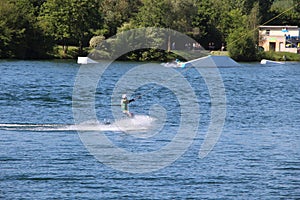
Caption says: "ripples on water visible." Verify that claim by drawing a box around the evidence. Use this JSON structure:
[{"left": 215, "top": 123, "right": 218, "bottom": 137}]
[{"left": 0, "top": 60, "right": 299, "bottom": 199}]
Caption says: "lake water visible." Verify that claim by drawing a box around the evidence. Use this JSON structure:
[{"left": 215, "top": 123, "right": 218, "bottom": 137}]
[{"left": 0, "top": 60, "right": 299, "bottom": 199}]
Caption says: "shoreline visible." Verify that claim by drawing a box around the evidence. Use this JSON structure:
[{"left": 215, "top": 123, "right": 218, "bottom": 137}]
[{"left": 1, "top": 50, "right": 300, "bottom": 62}]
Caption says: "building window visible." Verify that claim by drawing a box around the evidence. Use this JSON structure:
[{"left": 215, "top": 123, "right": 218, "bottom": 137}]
[{"left": 266, "top": 30, "right": 270, "bottom": 36}]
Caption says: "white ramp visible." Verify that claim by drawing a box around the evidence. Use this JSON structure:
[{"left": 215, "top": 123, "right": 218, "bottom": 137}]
[
  {"left": 181, "top": 55, "right": 241, "bottom": 68},
  {"left": 77, "top": 57, "right": 98, "bottom": 64}
]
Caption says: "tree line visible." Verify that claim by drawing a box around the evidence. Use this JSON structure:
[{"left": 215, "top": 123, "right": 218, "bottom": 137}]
[{"left": 0, "top": 0, "right": 299, "bottom": 60}]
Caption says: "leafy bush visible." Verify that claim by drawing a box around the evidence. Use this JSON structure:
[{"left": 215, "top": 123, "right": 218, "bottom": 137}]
[{"left": 89, "top": 35, "right": 105, "bottom": 48}]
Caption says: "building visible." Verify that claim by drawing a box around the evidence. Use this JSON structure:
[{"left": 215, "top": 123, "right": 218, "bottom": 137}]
[{"left": 259, "top": 25, "right": 300, "bottom": 54}]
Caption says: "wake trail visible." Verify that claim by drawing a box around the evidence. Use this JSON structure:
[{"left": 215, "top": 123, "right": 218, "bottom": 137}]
[{"left": 0, "top": 115, "right": 156, "bottom": 132}]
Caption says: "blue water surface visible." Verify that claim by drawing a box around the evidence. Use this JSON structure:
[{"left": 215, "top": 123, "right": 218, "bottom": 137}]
[{"left": 0, "top": 60, "right": 299, "bottom": 199}]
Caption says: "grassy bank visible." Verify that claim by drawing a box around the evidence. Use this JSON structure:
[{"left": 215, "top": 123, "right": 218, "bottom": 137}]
[
  {"left": 210, "top": 51, "right": 229, "bottom": 56},
  {"left": 260, "top": 51, "right": 300, "bottom": 62},
  {"left": 51, "top": 46, "right": 89, "bottom": 59},
  {"left": 211, "top": 50, "right": 300, "bottom": 62}
]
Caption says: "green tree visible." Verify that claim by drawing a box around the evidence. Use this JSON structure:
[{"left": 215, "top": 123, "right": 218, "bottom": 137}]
[
  {"left": 100, "top": 0, "right": 141, "bottom": 37},
  {"left": 0, "top": 0, "right": 15, "bottom": 58},
  {"left": 247, "top": 2, "right": 261, "bottom": 44},
  {"left": 39, "top": 0, "right": 102, "bottom": 54},
  {"left": 193, "top": 0, "right": 251, "bottom": 50},
  {"left": 258, "top": 0, "right": 275, "bottom": 24},
  {"left": 168, "top": 0, "right": 197, "bottom": 33},
  {"left": 133, "top": 0, "right": 196, "bottom": 32},
  {"left": 128, "top": 0, "right": 199, "bottom": 50},
  {"left": 270, "top": 0, "right": 300, "bottom": 25},
  {"left": 133, "top": 0, "right": 170, "bottom": 27},
  {"left": 0, "top": 0, "right": 52, "bottom": 59},
  {"left": 193, "top": 0, "right": 213, "bottom": 37}
]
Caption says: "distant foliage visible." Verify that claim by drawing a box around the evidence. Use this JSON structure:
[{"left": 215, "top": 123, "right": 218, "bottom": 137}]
[{"left": 0, "top": 0, "right": 299, "bottom": 60}]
